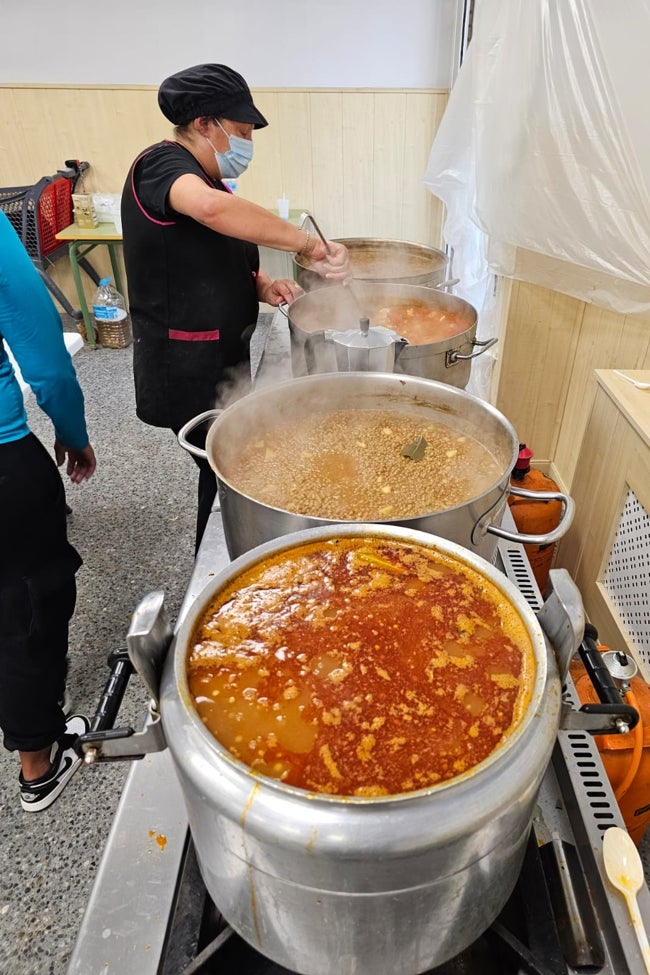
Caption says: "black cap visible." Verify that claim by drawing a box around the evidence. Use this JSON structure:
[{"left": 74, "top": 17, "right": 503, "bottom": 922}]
[{"left": 158, "top": 63, "right": 268, "bottom": 128}]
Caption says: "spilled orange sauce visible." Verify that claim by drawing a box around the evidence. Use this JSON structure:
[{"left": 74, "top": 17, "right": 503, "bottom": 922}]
[{"left": 148, "top": 829, "right": 167, "bottom": 850}]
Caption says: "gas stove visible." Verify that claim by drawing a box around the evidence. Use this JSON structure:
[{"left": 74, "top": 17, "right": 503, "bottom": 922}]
[{"left": 66, "top": 504, "right": 650, "bottom": 975}]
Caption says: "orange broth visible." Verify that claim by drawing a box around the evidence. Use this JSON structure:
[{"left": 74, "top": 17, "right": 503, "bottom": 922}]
[{"left": 187, "top": 536, "right": 535, "bottom": 797}]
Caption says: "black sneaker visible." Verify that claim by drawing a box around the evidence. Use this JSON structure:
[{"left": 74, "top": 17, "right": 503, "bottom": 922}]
[{"left": 19, "top": 714, "right": 89, "bottom": 812}]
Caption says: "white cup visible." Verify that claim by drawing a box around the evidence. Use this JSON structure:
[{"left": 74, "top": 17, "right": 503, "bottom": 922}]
[{"left": 277, "top": 197, "right": 290, "bottom": 220}]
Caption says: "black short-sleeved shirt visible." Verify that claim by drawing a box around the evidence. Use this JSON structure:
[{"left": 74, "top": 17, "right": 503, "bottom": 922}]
[{"left": 121, "top": 140, "right": 259, "bottom": 428}]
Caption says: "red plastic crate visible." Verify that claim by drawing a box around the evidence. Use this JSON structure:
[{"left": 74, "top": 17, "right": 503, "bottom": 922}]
[{"left": 37, "top": 178, "right": 73, "bottom": 257}]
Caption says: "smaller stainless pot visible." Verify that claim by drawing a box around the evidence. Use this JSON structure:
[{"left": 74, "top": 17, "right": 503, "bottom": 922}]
[{"left": 282, "top": 283, "right": 496, "bottom": 388}]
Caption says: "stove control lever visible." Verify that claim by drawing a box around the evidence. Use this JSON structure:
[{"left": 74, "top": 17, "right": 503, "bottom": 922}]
[
  {"left": 562, "top": 621, "right": 640, "bottom": 736},
  {"left": 560, "top": 701, "right": 640, "bottom": 735},
  {"left": 74, "top": 592, "right": 173, "bottom": 764},
  {"left": 76, "top": 708, "right": 167, "bottom": 764},
  {"left": 537, "top": 572, "right": 640, "bottom": 735}
]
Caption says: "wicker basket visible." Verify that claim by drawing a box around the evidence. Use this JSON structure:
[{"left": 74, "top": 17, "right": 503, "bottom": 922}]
[{"left": 95, "top": 315, "right": 133, "bottom": 349}]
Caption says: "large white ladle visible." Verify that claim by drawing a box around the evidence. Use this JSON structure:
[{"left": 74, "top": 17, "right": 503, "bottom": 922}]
[{"left": 603, "top": 826, "right": 650, "bottom": 972}]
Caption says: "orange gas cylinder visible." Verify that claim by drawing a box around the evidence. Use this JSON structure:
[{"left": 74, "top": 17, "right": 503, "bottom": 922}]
[
  {"left": 571, "top": 650, "right": 650, "bottom": 847},
  {"left": 507, "top": 444, "right": 562, "bottom": 596}
]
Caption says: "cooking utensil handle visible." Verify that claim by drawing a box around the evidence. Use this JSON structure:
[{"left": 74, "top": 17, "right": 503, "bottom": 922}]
[
  {"left": 447, "top": 336, "right": 498, "bottom": 364},
  {"left": 486, "top": 486, "right": 575, "bottom": 545},
  {"left": 176, "top": 409, "right": 222, "bottom": 459},
  {"left": 277, "top": 302, "right": 289, "bottom": 318},
  {"left": 301, "top": 212, "right": 332, "bottom": 255},
  {"left": 626, "top": 894, "right": 650, "bottom": 973}
]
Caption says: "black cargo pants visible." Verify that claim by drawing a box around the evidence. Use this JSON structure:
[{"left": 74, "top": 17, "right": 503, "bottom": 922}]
[{"left": 0, "top": 434, "right": 81, "bottom": 752}]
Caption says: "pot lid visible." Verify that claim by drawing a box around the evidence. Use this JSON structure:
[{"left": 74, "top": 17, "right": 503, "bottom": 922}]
[{"left": 326, "top": 317, "right": 407, "bottom": 349}]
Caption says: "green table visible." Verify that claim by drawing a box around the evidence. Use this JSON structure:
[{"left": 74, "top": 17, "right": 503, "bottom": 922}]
[{"left": 55, "top": 222, "right": 124, "bottom": 348}]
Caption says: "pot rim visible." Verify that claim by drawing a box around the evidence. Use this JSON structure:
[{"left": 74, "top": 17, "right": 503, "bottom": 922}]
[
  {"left": 288, "top": 281, "right": 476, "bottom": 312},
  {"left": 205, "top": 372, "right": 518, "bottom": 521},
  {"left": 293, "top": 237, "right": 450, "bottom": 273},
  {"left": 169, "top": 523, "right": 550, "bottom": 807}
]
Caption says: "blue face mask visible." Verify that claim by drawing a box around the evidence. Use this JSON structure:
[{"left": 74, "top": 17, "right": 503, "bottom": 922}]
[{"left": 208, "top": 120, "right": 254, "bottom": 179}]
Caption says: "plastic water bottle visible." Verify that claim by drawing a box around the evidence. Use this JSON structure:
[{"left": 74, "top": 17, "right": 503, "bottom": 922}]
[{"left": 92, "top": 277, "right": 132, "bottom": 347}]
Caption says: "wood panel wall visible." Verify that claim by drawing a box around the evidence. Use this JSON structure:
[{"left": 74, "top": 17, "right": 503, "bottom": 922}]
[
  {"left": 0, "top": 84, "right": 448, "bottom": 304},
  {"left": 4, "top": 83, "right": 648, "bottom": 514},
  {"left": 495, "top": 278, "right": 650, "bottom": 492},
  {"left": 555, "top": 372, "right": 650, "bottom": 659}
]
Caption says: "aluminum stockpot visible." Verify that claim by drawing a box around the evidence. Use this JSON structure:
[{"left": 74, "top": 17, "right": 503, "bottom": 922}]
[
  {"left": 282, "top": 283, "right": 496, "bottom": 388},
  {"left": 178, "top": 372, "right": 573, "bottom": 562},
  {"left": 160, "top": 523, "right": 562, "bottom": 975},
  {"left": 293, "top": 237, "right": 450, "bottom": 292}
]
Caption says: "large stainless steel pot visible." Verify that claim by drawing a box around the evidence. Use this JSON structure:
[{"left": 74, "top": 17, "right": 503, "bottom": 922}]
[
  {"left": 281, "top": 283, "right": 497, "bottom": 387},
  {"left": 178, "top": 372, "right": 573, "bottom": 563},
  {"left": 293, "top": 237, "right": 450, "bottom": 292},
  {"left": 162, "top": 524, "right": 562, "bottom": 974}
]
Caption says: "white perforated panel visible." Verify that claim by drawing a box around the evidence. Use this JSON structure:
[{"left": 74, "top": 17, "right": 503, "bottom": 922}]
[{"left": 602, "top": 489, "right": 650, "bottom": 678}]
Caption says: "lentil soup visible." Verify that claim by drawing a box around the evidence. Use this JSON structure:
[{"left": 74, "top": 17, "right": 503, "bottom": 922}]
[
  {"left": 187, "top": 535, "right": 535, "bottom": 797},
  {"left": 223, "top": 408, "right": 501, "bottom": 521}
]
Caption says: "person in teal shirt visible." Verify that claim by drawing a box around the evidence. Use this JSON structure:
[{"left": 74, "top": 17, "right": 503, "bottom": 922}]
[{"left": 0, "top": 210, "right": 96, "bottom": 811}]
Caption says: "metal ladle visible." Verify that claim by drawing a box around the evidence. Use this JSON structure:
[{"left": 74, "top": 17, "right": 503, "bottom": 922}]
[
  {"left": 301, "top": 212, "right": 363, "bottom": 312},
  {"left": 603, "top": 826, "right": 650, "bottom": 972},
  {"left": 301, "top": 211, "right": 333, "bottom": 256}
]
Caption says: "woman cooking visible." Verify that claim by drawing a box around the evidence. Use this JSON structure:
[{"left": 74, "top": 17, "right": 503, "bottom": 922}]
[{"left": 121, "top": 62, "right": 349, "bottom": 551}]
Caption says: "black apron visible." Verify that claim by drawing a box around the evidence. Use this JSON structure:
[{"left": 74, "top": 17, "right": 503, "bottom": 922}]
[{"left": 121, "top": 142, "right": 260, "bottom": 428}]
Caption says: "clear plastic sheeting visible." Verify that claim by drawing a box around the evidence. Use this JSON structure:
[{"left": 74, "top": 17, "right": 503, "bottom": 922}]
[{"left": 424, "top": 0, "right": 650, "bottom": 317}]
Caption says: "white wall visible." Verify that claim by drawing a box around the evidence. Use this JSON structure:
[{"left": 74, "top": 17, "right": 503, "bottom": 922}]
[{"left": 2, "top": 0, "right": 457, "bottom": 88}]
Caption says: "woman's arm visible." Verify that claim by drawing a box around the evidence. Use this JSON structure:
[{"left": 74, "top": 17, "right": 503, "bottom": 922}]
[{"left": 168, "top": 174, "right": 350, "bottom": 281}]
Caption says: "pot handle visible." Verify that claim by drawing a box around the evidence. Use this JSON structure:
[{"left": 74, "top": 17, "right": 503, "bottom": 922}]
[
  {"left": 434, "top": 277, "right": 460, "bottom": 292},
  {"left": 484, "top": 486, "right": 575, "bottom": 546},
  {"left": 126, "top": 590, "right": 174, "bottom": 708},
  {"left": 537, "top": 568, "right": 585, "bottom": 682},
  {"left": 446, "top": 336, "right": 498, "bottom": 365},
  {"left": 277, "top": 301, "right": 290, "bottom": 318},
  {"left": 75, "top": 592, "right": 174, "bottom": 764},
  {"left": 177, "top": 409, "right": 222, "bottom": 460}
]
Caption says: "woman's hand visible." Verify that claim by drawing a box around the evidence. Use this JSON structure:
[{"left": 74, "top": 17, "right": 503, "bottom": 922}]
[
  {"left": 257, "top": 276, "right": 303, "bottom": 306},
  {"left": 301, "top": 239, "right": 352, "bottom": 284},
  {"left": 54, "top": 441, "right": 97, "bottom": 484}
]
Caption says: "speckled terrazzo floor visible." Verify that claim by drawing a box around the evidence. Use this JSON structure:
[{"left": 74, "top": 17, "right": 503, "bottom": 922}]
[
  {"left": 0, "top": 313, "right": 274, "bottom": 975},
  {"left": 1, "top": 311, "right": 649, "bottom": 975}
]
